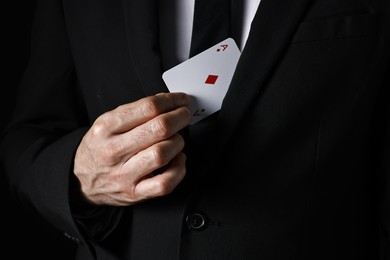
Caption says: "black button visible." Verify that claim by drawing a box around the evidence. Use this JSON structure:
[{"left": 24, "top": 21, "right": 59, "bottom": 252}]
[{"left": 185, "top": 211, "right": 208, "bottom": 231}]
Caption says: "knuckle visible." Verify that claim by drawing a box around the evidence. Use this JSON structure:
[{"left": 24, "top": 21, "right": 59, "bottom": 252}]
[
  {"left": 154, "top": 179, "right": 173, "bottom": 196},
  {"left": 91, "top": 112, "right": 116, "bottom": 137},
  {"left": 150, "top": 117, "right": 170, "bottom": 138},
  {"left": 115, "top": 104, "right": 135, "bottom": 121},
  {"left": 150, "top": 145, "right": 169, "bottom": 166},
  {"left": 137, "top": 152, "right": 158, "bottom": 171},
  {"left": 175, "top": 134, "right": 185, "bottom": 148},
  {"left": 91, "top": 118, "right": 108, "bottom": 137},
  {"left": 141, "top": 98, "right": 160, "bottom": 118}
]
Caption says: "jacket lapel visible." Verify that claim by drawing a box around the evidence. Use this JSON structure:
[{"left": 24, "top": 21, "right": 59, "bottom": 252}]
[
  {"left": 123, "top": 0, "right": 168, "bottom": 96},
  {"left": 216, "top": 0, "right": 314, "bottom": 149},
  {"left": 122, "top": 0, "right": 315, "bottom": 156}
]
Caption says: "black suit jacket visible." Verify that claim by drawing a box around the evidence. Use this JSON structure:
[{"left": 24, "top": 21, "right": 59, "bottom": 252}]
[{"left": 1, "top": 0, "right": 389, "bottom": 259}]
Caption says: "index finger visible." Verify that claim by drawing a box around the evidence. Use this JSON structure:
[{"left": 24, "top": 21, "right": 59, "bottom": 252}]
[{"left": 101, "top": 92, "right": 190, "bottom": 134}]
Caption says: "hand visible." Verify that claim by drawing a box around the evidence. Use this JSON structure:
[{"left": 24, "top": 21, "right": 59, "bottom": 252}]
[{"left": 73, "top": 92, "right": 192, "bottom": 206}]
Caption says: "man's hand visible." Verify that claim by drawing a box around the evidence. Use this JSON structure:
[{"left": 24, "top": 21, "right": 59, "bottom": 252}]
[{"left": 73, "top": 92, "right": 192, "bottom": 206}]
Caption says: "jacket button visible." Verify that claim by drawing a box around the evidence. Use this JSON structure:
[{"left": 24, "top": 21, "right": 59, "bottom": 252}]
[{"left": 185, "top": 211, "right": 208, "bottom": 231}]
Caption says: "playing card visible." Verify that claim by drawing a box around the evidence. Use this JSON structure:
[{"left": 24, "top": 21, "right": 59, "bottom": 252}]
[{"left": 162, "top": 38, "right": 241, "bottom": 125}]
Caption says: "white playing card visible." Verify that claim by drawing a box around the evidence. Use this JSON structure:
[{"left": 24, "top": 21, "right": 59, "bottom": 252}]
[{"left": 162, "top": 38, "right": 241, "bottom": 125}]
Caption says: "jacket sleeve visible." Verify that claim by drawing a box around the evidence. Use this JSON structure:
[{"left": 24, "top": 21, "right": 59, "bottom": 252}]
[{"left": 0, "top": 0, "right": 123, "bottom": 250}]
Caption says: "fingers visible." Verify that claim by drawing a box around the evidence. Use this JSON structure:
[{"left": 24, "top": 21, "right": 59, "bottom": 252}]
[
  {"left": 96, "top": 92, "right": 190, "bottom": 135},
  {"left": 113, "top": 106, "right": 191, "bottom": 159},
  {"left": 134, "top": 152, "right": 187, "bottom": 200},
  {"left": 88, "top": 92, "right": 191, "bottom": 161},
  {"left": 92, "top": 105, "right": 191, "bottom": 163},
  {"left": 74, "top": 92, "right": 191, "bottom": 206},
  {"left": 121, "top": 133, "right": 185, "bottom": 183}
]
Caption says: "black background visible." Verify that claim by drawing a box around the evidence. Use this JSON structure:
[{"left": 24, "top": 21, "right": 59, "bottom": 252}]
[{"left": 2, "top": 1, "right": 77, "bottom": 259}]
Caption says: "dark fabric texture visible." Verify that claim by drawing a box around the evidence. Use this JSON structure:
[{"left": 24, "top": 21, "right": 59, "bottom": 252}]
[{"left": 1, "top": 0, "right": 389, "bottom": 259}]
